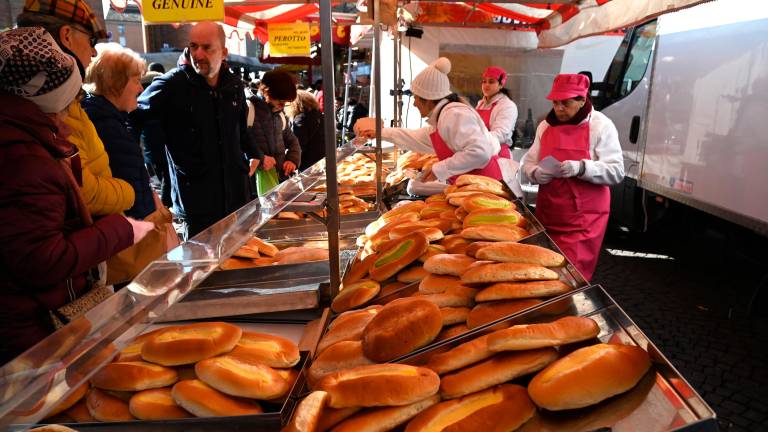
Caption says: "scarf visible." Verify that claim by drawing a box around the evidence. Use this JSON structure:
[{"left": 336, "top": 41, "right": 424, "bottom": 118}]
[{"left": 545, "top": 98, "right": 593, "bottom": 127}]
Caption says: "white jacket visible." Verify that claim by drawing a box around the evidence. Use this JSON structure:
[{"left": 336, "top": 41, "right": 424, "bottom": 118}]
[
  {"left": 382, "top": 100, "right": 500, "bottom": 183},
  {"left": 476, "top": 92, "right": 518, "bottom": 147},
  {"left": 523, "top": 110, "right": 624, "bottom": 185}
]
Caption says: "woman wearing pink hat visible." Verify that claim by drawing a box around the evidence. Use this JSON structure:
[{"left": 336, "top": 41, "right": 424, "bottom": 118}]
[
  {"left": 522, "top": 74, "right": 624, "bottom": 281},
  {"left": 476, "top": 66, "right": 518, "bottom": 150}
]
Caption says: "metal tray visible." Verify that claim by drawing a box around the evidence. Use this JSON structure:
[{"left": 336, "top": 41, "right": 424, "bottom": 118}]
[{"left": 396, "top": 285, "right": 718, "bottom": 432}]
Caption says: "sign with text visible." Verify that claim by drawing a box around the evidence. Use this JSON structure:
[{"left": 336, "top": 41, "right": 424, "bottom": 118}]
[
  {"left": 142, "top": 0, "right": 224, "bottom": 23},
  {"left": 268, "top": 23, "right": 311, "bottom": 57}
]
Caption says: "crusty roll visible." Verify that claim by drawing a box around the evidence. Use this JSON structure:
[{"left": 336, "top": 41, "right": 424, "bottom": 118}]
[
  {"left": 317, "top": 364, "right": 440, "bottom": 408},
  {"left": 460, "top": 193, "right": 514, "bottom": 213},
  {"left": 362, "top": 297, "right": 442, "bottom": 362},
  {"left": 440, "top": 348, "right": 558, "bottom": 399},
  {"left": 396, "top": 265, "right": 430, "bottom": 283},
  {"left": 171, "top": 379, "right": 263, "bottom": 417},
  {"left": 369, "top": 232, "right": 429, "bottom": 281},
  {"left": 229, "top": 331, "right": 300, "bottom": 368},
  {"left": 282, "top": 390, "right": 328, "bottom": 432},
  {"left": 427, "top": 334, "right": 494, "bottom": 375},
  {"left": 414, "top": 292, "right": 475, "bottom": 308},
  {"left": 461, "top": 262, "right": 559, "bottom": 284},
  {"left": 317, "top": 406, "right": 362, "bottom": 432},
  {"left": 195, "top": 355, "right": 290, "bottom": 399},
  {"left": 440, "top": 307, "right": 470, "bottom": 326},
  {"left": 117, "top": 326, "right": 181, "bottom": 362},
  {"left": 435, "top": 324, "right": 468, "bottom": 343},
  {"left": 129, "top": 388, "right": 192, "bottom": 420},
  {"left": 405, "top": 384, "right": 535, "bottom": 432},
  {"left": 44, "top": 383, "right": 88, "bottom": 419},
  {"left": 90, "top": 361, "right": 178, "bottom": 392},
  {"left": 475, "top": 280, "right": 573, "bottom": 302},
  {"left": 454, "top": 174, "right": 503, "bottom": 190},
  {"left": 462, "top": 208, "right": 522, "bottom": 229},
  {"left": 332, "top": 279, "right": 381, "bottom": 313},
  {"left": 475, "top": 242, "right": 566, "bottom": 267},
  {"left": 86, "top": 388, "right": 135, "bottom": 422},
  {"left": 343, "top": 253, "right": 378, "bottom": 284},
  {"left": 466, "top": 299, "right": 543, "bottom": 329},
  {"left": 487, "top": 316, "right": 600, "bottom": 352},
  {"left": 464, "top": 241, "right": 495, "bottom": 258},
  {"left": 274, "top": 247, "right": 329, "bottom": 265},
  {"left": 418, "top": 274, "right": 473, "bottom": 294},
  {"left": 365, "top": 212, "right": 421, "bottom": 238},
  {"left": 248, "top": 237, "right": 279, "bottom": 257},
  {"left": 423, "top": 254, "right": 476, "bottom": 277},
  {"left": 141, "top": 322, "right": 243, "bottom": 366},
  {"left": 308, "top": 340, "right": 376, "bottom": 389},
  {"left": 317, "top": 305, "right": 382, "bottom": 354},
  {"left": 418, "top": 244, "right": 446, "bottom": 263},
  {"left": 332, "top": 394, "right": 440, "bottom": 432},
  {"left": 420, "top": 202, "right": 455, "bottom": 219},
  {"left": 528, "top": 343, "right": 651, "bottom": 411},
  {"left": 381, "top": 201, "right": 426, "bottom": 222},
  {"left": 439, "top": 235, "right": 471, "bottom": 254},
  {"left": 460, "top": 225, "right": 529, "bottom": 242},
  {"left": 220, "top": 257, "right": 258, "bottom": 270},
  {"left": 389, "top": 226, "right": 444, "bottom": 242}
]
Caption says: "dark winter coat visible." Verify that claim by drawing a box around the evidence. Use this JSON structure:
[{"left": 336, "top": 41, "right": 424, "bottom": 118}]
[
  {"left": 247, "top": 94, "right": 301, "bottom": 181},
  {"left": 0, "top": 93, "right": 133, "bottom": 364},
  {"left": 292, "top": 108, "right": 326, "bottom": 171},
  {"left": 81, "top": 94, "right": 155, "bottom": 219},
  {"left": 132, "top": 51, "right": 263, "bottom": 236}
]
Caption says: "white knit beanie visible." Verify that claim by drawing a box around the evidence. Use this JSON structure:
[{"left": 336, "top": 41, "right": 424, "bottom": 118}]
[
  {"left": 0, "top": 27, "right": 82, "bottom": 113},
  {"left": 410, "top": 57, "right": 452, "bottom": 100}
]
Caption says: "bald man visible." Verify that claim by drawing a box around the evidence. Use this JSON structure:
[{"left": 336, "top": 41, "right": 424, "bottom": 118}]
[{"left": 132, "top": 22, "right": 263, "bottom": 239}]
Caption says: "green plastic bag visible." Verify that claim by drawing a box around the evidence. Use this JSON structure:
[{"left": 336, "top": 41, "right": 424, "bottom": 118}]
[{"left": 256, "top": 167, "right": 280, "bottom": 196}]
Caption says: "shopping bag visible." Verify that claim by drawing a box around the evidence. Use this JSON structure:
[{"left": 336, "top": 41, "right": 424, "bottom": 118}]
[{"left": 256, "top": 167, "right": 280, "bottom": 196}]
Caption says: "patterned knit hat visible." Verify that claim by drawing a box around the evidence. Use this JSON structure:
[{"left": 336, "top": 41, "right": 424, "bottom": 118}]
[
  {"left": 22, "top": 0, "right": 108, "bottom": 39},
  {"left": 411, "top": 57, "right": 452, "bottom": 100},
  {"left": 0, "top": 27, "right": 83, "bottom": 113}
]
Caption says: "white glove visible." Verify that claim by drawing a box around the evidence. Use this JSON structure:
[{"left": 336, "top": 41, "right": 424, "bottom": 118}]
[
  {"left": 532, "top": 166, "right": 555, "bottom": 185},
  {"left": 559, "top": 160, "right": 583, "bottom": 178}
]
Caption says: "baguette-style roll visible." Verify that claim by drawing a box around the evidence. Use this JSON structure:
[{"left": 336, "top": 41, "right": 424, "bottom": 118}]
[
  {"left": 397, "top": 265, "right": 430, "bottom": 283},
  {"left": 466, "top": 299, "right": 543, "bottom": 329},
  {"left": 475, "top": 242, "right": 566, "bottom": 267},
  {"left": 418, "top": 274, "right": 473, "bottom": 294},
  {"left": 317, "top": 364, "right": 440, "bottom": 408},
  {"left": 86, "top": 388, "right": 135, "bottom": 422},
  {"left": 308, "top": 340, "right": 376, "bottom": 389},
  {"left": 488, "top": 316, "right": 600, "bottom": 352},
  {"left": 460, "top": 193, "right": 514, "bottom": 213},
  {"left": 440, "top": 307, "right": 470, "bottom": 326},
  {"left": 317, "top": 406, "right": 361, "bottom": 432},
  {"left": 418, "top": 244, "right": 446, "bottom": 263},
  {"left": 365, "top": 212, "right": 420, "bottom": 238},
  {"left": 462, "top": 208, "right": 522, "bottom": 229},
  {"left": 369, "top": 233, "right": 429, "bottom": 281},
  {"left": 420, "top": 202, "right": 456, "bottom": 220},
  {"left": 171, "top": 379, "right": 263, "bottom": 417},
  {"left": 461, "top": 262, "right": 559, "bottom": 284},
  {"left": 440, "top": 348, "right": 558, "bottom": 399},
  {"left": 381, "top": 201, "right": 426, "bottom": 222},
  {"left": 229, "top": 331, "right": 300, "bottom": 368},
  {"left": 439, "top": 235, "right": 471, "bottom": 254},
  {"left": 331, "top": 394, "right": 440, "bottom": 432},
  {"left": 331, "top": 279, "right": 381, "bottom": 313},
  {"left": 528, "top": 343, "right": 651, "bottom": 410},
  {"left": 247, "top": 237, "right": 279, "bottom": 257},
  {"left": 117, "top": 326, "right": 181, "bottom": 362},
  {"left": 129, "top": 388, "right": 192, "bottom": 420},
  {"left": 141, "top": 322, "right": 242, "bottom": 366},
  {"left": 414, "top": 292, "right": 475, "bottom": 308},
  {"left": 427, "top": 334, "right": 493, "bottom": 375},
  {"left": 343, "top": 253, "right": 378, "bottom": 284},
  {"left": 220, "top": 257, "right": 258, "bottom": 270},
  {"left": 454, "top": 174, "right": 504, "bottom": 190},
  {"left": 405, "top": 384, "right": 534, "bottom": 432},
  {"left": 362, "top": 297, "right": 442, "bottom": 362},
  {"left": 464, "top": 241, "right": 495, "bottom": 258},
  {"left": 274, "top": 247, "right": 329, "bottom": 265},
  {"left": 476, "top": 280, "right": 573, "bottom": 302},
  {"left": 423, "top": 254, "right": 476, "bottom": 277},
  {"left": 282, "top": 391, "right": 329, "bottom": 432},
  {"left": 90, "top": 361, "right": 178, "bottom": 391},
  {"left": 389, "top": 226, "right": 444, "bottom": 242},
  {"left": 195, "top": 355, "right": 291, "bottom": 399},
  {"left": 460, "top": 225, "right": 529, "bottom": 242},
  {"left": 317, "top": 305, "right": 382, "bottom": 354}
]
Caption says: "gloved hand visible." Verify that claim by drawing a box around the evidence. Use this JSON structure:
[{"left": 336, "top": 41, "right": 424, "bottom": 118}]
[
  {"left": 353, "top": 117, "right": 381, "bottom": 138},
  {"left": 560, "top": 160, "right": 583, "bottom": 178},
  {"left": 532, "top": 166, "right": 555, "bottom": 185}
]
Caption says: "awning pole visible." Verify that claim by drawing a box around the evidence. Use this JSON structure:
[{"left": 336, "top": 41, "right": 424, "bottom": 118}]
[
  {"left": 341, "top": 46, "right": 353, "bottom": 142},
  {"left": 374, "top": 0, "right": 383, "bottom": 209}
]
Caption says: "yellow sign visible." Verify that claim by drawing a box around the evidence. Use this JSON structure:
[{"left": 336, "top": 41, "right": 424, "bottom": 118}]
[
  {"left": 268, "top": 23, "right": 311, "bottom": 57},
  {"left": 142, "top": 0, "right": 224, "bottom": 23}
]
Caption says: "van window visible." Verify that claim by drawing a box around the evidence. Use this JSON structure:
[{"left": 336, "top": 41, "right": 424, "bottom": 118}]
[{"left": 596, "top": 20, "right": 657, "bottom": 108}]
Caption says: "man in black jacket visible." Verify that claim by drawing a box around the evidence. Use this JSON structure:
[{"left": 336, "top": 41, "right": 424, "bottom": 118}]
[{"left": 132, "top": 22, "right": 263, "bottom": 239}]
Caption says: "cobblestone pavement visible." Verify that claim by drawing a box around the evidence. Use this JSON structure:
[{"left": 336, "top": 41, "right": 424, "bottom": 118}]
[{"left": 593, "top": 213, "right": 768, "bottom": 432}]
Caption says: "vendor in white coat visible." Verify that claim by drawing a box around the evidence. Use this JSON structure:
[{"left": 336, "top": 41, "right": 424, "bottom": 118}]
[
  {"left": 476, "top": 66, "right": 518, "bottom": 150},
  {"left": 355, "top": 58, "right": 520, "bottom": 192},
  {"left": 523, "top": 73, "right": 624, "bottom": 281}
]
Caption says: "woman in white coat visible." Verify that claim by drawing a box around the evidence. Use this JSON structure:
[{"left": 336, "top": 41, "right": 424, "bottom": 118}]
[{"left": 476, "top": 66, "right": 518, "bottom": 150}]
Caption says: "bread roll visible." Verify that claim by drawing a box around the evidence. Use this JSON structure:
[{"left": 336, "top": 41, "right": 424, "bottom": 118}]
[
  {"left": 461, "top": 262, "right": 559, "bottom": 284},
  {"left": 332, "top": 394, "right": 440, "bottom": 432},
  {"left": 317, "top": 364, "right": 440, "bottom": 408},
  {"left": 129, "top": 388, "right": 192, "bottom": 420},
  {"left": 91, "top": 361, "right": 178, "bottom": 391},
  {"left": 64, "top": 399, "right": 95, "bottom": 422},
  {"left": 487, "top": 316, "right": 600, "bottom": 352},
  {"left": 439, "top": 235, "right": 471, "bottom": 254},
  {"left": 454, "top": 174, "right": 503, "bottom": 190},
  {"left": 117, "top": 326, "right": 181, "bottom": 362},
  {"left": 247, "top": 237, "right": 278, "bottom": 257},
  {"left": 528, "top": 343, "right": 651, "bottom": 410},
  {"left": 420, "top": 202, "right": 455, "bottom": 220},
  {"left": 362, "top": 297, "right": 442, "bottom": 362},
  {"left": 475, "top": 242, "right": 566, "bottom": 267},
  {"left": 317, "top": 305, "right": 382, "bottom": 354},
  {"left": 418, "top": 244, "right": 446, "bottom": 263},
  {"left": 440, "top": 307, "right": 470, "bottom": 326},
  {"left": 253, "top": 257, "right": 277, "bottom": 266},
  {"left": 220, "top": 257, "right": 258, "bottom": 270},
  {"left": 28, "top": 425, "right": 79, "bottom": 432},
  {"left": 389, "top": 226, "right": 444, "bottom": 242},
  {"left": 332, "top": 279, "right": 381, "bottom": 313},
  {"left": 414, "top": 292, "right": 475, "bottom": 308},
  {"left": 475, "top": 280, "right": 573, "bottom": 301},
  {"left": 86, "top": 388, "right": 135, "bottom": 422},
  {"left": 463, "top": 241, "right": 495, "bottom": 258},
  {"left": 381, "top": 201, "right": 426, "bottom": 222},
  {"left": 460, "top": 193, "right": 514, "bottom": 213},
  {"left": 396, "top": 265, "right": 430, "bottom": 283},
  {"left": 425, "top": 193, "right": 447, "bottom": 203},
  {"left": 343, "top": 253, "right": 378, "bottom": 284},
  {"left": 369, "top": 233, "right": 429, "bottom": 281},
  {"left": 229, "top": 331, "right": 300, "bottom": 368},
  {"left": 405, "top": 384, "right": 535, "bottom": 432},
  {"left": 317, "top": 406, "right": 362, "bottom": 431},
  {"left": 365, "top": 212, "right": 421, "bottom": 238},
  {"left": 195, "top": 355, "right": 290, "bottom": 399},
  {"left": 274, "top": 247, "right": 329, "bottom": 265},
  {"left": 454, "top": 207, "right": 468, "bottom": 220},
  {"left": 141, "top": 322, "right": 243, "bottom": 366},
  {"left": 440, "top": 348, "right": 558, "bottom": 399},
  {"left": 460, "top": 225, "right": 529, "bottom": 242},
  {"left": 423, "top": 254, "right": 476, "bottom": 277},
  {"left": 427, "top": 334, "right": 494, "bottom": 375},
  {"left": 233, "top": 244, "right": 260, "bottom": 259},
  {"left": 308, "top": 341, "right": 376, "bottom": 388},
  {"left": 466, "top": 299, "right": 543, "bottom": 329},
  {"left": 462, "top": 208, "right": 522, "bottom": 229},
  {"left": 283, "top": 391, "right": 329, "bottom": 432},
  {"left": 44, "top": 383, "right": 87, "bottom": 419},
  {"left": 418, "top": 274, "right": 473, "bottom": 294},
  {"left": 171, "top": 379, "right": 263, "bottom": 417}
]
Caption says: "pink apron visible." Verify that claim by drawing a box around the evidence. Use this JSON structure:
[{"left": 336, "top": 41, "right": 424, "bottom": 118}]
[
  {"left": 535, "top": 118, "right": 610, "bottom": 281},
  {"left": 431, "top": 130, "right": 504, "bottom": 184},
  {"left": 476, "top": 100, "right": 512, "bottom": 159}
]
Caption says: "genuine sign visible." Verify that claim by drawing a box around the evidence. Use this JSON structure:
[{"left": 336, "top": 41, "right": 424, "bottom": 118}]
[
  {"left": 143, "top": 0, "right": 224, "bottom": 23},
  {"left": 268, "top": 23, "right": 311, "bottom": 57}
]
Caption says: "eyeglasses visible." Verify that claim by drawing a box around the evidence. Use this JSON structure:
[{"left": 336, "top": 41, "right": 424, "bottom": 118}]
[{"left": 70, "top": 25, "right": 97, "bottom": 48}]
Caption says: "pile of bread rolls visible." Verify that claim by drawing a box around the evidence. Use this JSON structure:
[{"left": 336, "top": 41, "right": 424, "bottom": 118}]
[
  {"left": 221, "top": 237, "right": 330, "bottom": 270},
  {"left": 44, "top": 322, "right": 302, "bottom": 424},
  {"left": 336, "top": 154, "right": 390, "bottom": 196},
  {"left": 385, "top": 151, "right": 439, "bottom": 186}
]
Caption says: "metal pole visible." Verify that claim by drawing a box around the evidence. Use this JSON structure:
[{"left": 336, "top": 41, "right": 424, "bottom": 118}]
[
  {"left": 374, "top": 0, "right": 383, "bottom": 208},
  {"left": 340, "top": 46, "right": 353, "bottom": 143},
  {"left": 393, "top": 29, "right": 400, "bottom": 128},
  {"left": 320, "top": 0, "right": 340, "bottom": 299}
]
